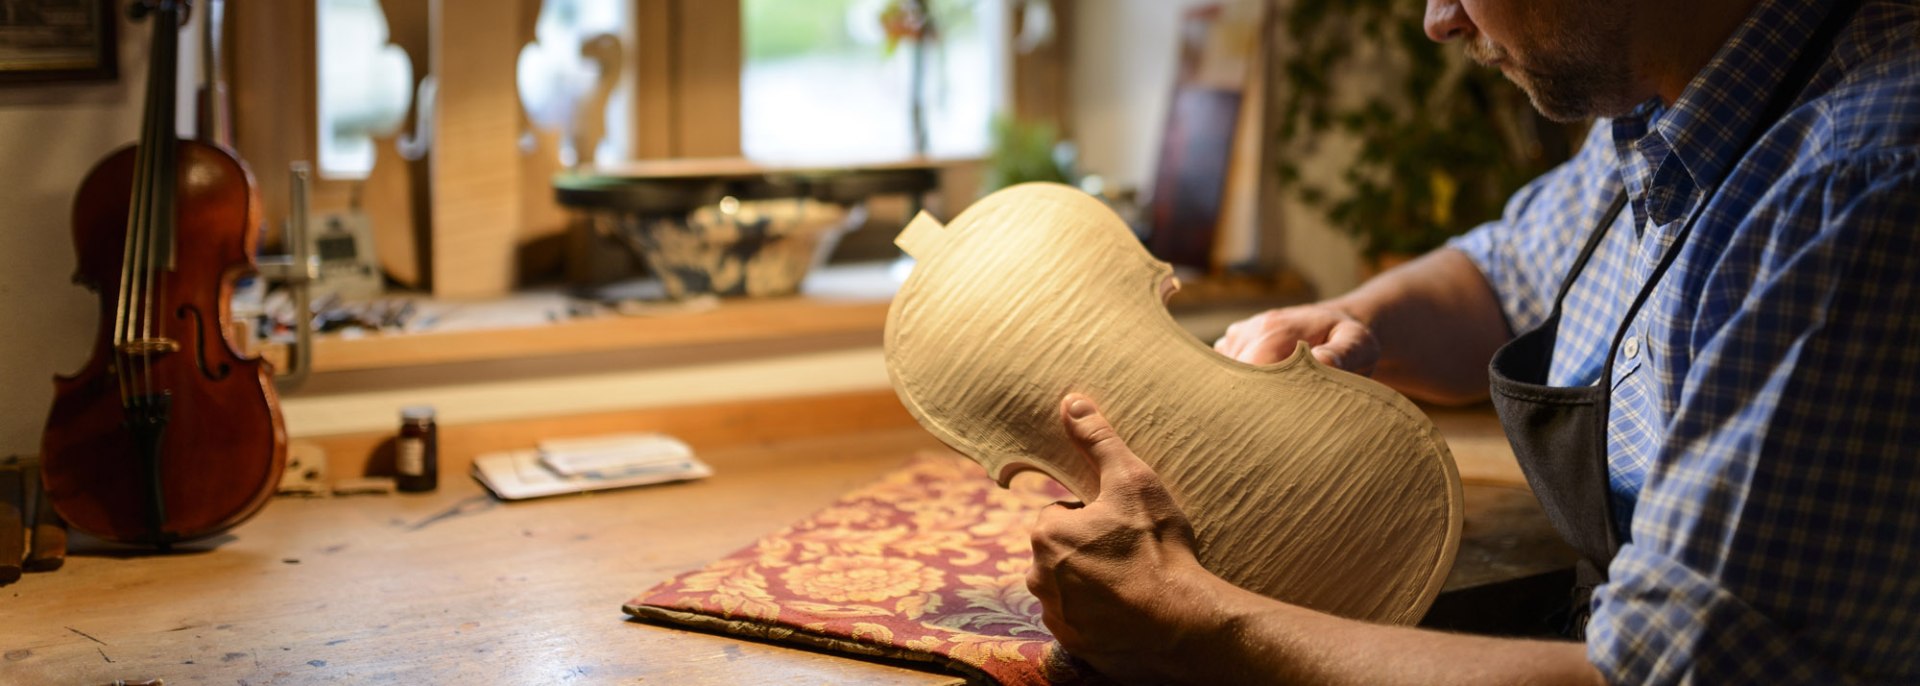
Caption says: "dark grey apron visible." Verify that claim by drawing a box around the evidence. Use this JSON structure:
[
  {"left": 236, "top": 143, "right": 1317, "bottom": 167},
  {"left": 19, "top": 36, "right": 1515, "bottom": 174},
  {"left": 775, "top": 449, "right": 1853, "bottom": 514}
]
[{"left": 1484, "top": 0, "right": 1861, "bottom": 639}]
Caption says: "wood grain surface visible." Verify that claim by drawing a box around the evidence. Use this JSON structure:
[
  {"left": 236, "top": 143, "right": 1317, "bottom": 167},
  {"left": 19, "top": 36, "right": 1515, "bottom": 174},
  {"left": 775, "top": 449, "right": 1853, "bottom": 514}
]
[
  {"left": 0, "top": 429, "right": 966, "bottom": 685},
  {"left": 430, "top": 0, "right": 524, "bottom": 297},
  {"left": 268, "top": 294, "right": 891, "bottom": 374},
  {"left": 1, "top": 398, "right": 1562, "bottom": 683},
  {"left": 364, "top": 0, "right": 433, "bottom": 289},
  {"left": 885, "top": 183, "right": 1463, "bottom": 625}
]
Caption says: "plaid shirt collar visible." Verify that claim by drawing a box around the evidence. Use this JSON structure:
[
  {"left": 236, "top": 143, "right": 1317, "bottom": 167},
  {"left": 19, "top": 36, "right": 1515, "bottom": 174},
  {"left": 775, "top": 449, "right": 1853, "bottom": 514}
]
[{"left": 1608, "top": 0, "right": 1839, "bottom": 229}]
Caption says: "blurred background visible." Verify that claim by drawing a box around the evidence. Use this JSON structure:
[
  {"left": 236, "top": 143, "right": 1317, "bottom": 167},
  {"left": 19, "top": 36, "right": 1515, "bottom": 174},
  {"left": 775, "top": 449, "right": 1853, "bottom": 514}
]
[{"left": 0, "top": 0, "right": 1578, "bottom": 462}]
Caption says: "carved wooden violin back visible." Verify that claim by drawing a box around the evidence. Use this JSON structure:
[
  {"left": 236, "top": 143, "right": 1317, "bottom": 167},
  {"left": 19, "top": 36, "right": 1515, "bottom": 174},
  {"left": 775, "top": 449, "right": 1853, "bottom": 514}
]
[{"left": 885, "top": 183, "right": 1461, "bottom": 624}]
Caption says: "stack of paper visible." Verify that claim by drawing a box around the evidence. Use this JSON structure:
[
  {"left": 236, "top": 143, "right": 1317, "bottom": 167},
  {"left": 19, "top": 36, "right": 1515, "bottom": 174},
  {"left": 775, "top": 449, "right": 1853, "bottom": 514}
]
[
  {"left": 472, "top": 433, "right": 711, "bottom": 501},
  {"left": 536, "top": 433, "right": 696, "bottom": 477}
]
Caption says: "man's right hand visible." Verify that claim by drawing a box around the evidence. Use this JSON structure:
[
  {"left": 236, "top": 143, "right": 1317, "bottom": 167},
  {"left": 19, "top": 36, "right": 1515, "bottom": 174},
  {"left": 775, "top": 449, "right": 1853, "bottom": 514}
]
[{"left": 1213, "top": 303, "right": 1381, "bottom": 374}]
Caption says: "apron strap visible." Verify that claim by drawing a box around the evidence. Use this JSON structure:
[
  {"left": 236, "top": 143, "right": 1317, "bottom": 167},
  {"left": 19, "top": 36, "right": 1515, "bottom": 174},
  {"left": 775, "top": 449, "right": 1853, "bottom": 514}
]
[{"left": 1547, "top": 192, "right": 1629, "bottom": 318}]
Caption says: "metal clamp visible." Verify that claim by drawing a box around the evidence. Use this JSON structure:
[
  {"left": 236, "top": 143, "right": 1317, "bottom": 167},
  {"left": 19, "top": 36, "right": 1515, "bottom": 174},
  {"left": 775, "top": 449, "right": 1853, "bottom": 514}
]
[{"left": 257, "top": 163, "right": 318, "bottom": 392}]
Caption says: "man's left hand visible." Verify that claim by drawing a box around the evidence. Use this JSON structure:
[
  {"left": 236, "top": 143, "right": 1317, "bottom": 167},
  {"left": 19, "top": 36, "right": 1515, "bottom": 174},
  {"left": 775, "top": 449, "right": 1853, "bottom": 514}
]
[{"left": 1026, "top": 394, "right": 1233, "bottom": 683}]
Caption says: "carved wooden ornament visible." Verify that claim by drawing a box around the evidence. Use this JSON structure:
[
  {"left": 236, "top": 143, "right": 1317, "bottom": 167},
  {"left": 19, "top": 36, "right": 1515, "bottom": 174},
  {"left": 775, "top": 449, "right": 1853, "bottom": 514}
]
[{"left": 884, "top": 183, "right": 1463, "bottom": 624}]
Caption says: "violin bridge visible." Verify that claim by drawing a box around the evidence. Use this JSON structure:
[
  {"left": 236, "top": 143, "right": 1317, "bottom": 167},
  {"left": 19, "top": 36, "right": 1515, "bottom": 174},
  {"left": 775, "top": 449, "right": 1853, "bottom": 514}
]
[{"left": 118, "top": 338, "right": 181, "bottom": 357}]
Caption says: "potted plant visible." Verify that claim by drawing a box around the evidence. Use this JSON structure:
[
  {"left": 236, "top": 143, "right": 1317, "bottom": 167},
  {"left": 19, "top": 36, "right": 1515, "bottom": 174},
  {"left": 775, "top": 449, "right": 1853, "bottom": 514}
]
[{"left": 1273, "top": 0, "right": 1579, "bottom": 268}]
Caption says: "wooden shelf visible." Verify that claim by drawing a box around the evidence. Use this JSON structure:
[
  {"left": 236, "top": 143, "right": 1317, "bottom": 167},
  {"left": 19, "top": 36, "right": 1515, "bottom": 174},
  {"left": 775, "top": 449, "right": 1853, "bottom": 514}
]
[
  {"left": 260, "top": 265, "right": 1311, "bottom": 377},
  {"left": 268, "top": 294, "right": 890, "bottom": 374}
]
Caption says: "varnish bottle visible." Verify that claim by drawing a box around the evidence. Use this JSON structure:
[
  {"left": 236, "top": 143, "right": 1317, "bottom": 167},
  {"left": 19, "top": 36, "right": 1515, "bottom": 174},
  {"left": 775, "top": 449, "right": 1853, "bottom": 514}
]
[{"left": 395, "top": 406, "right": 438, "bottom": 492}]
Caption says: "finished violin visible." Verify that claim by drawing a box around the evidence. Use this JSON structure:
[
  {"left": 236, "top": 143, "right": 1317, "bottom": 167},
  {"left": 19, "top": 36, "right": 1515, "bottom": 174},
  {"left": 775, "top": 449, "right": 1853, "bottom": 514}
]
[{"left": 41, "top": 0, "right": 285, "bottom": 550}]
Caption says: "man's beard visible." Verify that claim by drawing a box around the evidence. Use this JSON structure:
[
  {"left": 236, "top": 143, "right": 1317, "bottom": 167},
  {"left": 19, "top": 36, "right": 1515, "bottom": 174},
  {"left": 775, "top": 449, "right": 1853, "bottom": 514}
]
[{"left": 1465, "top": 14, "right": 1637, "bottom": 122}]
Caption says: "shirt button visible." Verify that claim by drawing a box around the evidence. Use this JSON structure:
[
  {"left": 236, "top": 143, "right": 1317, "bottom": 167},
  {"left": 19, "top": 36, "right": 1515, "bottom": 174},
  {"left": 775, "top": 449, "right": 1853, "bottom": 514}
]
[{"left": 1623, "top": 336, "right": 1641, "bottom": 359}]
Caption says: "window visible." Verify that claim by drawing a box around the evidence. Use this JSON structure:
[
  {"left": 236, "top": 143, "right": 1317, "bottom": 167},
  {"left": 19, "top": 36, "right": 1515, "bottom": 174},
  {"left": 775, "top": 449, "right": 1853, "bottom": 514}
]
[
  {"left": 741, "top": 0, "right": 1007, "bottom": 164},
  {"left": 517, "top": 0, "right": 632, "bottom": 167},
  {"left": 319, "top": 0, "right": 632, "bottom": 177},
  {"left": 315, "top": 0, "right": 413, "bottom": 179}
]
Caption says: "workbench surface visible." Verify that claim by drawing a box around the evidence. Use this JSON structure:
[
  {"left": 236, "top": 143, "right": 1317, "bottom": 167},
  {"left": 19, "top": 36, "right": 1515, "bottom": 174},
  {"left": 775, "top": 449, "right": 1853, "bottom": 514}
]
[
  {"left": 5, "top": 429, "right": 969, "bottom": 685},
  {"left": 3, "top": 409, "right": 1570, "bottom": 684}
]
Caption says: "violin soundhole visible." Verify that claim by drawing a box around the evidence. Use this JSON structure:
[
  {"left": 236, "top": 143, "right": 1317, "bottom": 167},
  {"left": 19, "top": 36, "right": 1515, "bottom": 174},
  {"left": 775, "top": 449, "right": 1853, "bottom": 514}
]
[{"left": 176, "top": 304, "right": 232, "bottom": 381}]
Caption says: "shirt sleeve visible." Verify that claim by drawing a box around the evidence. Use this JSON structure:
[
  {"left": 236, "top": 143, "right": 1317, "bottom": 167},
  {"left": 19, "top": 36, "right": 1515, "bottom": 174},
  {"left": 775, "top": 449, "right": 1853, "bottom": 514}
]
[
  {"left": 1448, "top": 121, "right": 1625, "bottom": 335},
  {"left": 1588, "top": 155, "right": 1920, "bottom": 684}
]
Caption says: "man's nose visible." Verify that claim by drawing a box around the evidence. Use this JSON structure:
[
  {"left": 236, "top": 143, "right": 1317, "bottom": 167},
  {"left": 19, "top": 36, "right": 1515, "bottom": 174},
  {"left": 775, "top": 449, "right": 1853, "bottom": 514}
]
[{"left": 1425, "top": 0, "right": 1472, "bottom": 42}]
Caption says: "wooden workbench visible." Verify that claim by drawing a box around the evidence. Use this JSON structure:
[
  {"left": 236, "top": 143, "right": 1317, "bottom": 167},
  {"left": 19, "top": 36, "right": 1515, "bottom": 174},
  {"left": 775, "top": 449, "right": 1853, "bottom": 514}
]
[{"left": 1, "top": 395, "right": 1571, "bottom": 684}]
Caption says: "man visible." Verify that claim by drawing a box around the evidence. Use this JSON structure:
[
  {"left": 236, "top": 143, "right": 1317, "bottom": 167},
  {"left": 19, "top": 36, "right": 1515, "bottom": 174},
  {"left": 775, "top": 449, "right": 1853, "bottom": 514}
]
[{"left": 1026, "top": 0, "right": 1920, "bottom": 683}]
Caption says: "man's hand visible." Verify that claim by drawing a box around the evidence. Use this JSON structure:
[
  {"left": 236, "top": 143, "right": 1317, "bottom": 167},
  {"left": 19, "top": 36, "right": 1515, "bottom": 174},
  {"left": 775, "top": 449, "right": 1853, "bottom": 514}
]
[
  {"left": 1213, "top": 303, "right": 1380, "bottom": 374},
  {"left": 1211, "top": 249, "right": 1512, "bottom": 404},
  {"left": 1025, "top": 393, "right": 1605, "bottom": 686},
  {"left": 1026, "top": 394, "right": 1233, "bottom": 683}
]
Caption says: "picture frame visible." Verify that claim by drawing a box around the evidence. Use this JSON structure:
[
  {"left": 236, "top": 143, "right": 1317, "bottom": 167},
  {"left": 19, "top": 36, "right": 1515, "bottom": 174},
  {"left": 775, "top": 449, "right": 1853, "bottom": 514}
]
[{"left": 0, "top": 0, "right": 117, "bottom": 85}]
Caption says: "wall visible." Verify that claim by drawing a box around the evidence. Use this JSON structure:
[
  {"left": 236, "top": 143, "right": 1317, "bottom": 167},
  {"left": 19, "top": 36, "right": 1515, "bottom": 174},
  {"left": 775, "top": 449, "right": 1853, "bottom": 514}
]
[
  {"left": 0, "top": 11, "right": 152, "bottom": 455},
  {"left": 1069, "top": 0, "right": 1212, "bottom": 193},
  {"left": 1070, "top": 0, "right": 1364, "bottom": 296}
]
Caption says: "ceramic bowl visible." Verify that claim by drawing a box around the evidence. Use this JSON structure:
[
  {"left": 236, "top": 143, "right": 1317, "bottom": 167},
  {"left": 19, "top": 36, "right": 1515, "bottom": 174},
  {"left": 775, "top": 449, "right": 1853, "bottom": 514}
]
[{"left": 620, "top": 198, "right": 858, "bottom": 299}]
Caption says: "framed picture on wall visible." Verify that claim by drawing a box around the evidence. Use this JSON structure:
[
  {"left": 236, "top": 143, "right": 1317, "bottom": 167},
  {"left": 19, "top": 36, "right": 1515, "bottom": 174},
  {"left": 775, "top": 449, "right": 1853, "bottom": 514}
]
[{"left": 0, "top": 0, "right": 116, "bottom": 84}]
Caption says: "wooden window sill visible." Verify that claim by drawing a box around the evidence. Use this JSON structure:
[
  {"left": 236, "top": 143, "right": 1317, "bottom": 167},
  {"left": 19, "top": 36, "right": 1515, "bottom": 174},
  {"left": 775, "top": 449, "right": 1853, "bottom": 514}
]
[
  {"left": 260, "top": 263, "right": 1313, "bottom": 381},
  {"left": 260, "top": 264, "right": 900, "bottom": 376}
]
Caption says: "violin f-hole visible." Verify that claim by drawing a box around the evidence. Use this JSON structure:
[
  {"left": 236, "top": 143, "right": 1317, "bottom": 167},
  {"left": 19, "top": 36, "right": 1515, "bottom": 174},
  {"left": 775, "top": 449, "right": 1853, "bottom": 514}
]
[{"left": 176, "top": 304, "right": 231, "bottom": 381}]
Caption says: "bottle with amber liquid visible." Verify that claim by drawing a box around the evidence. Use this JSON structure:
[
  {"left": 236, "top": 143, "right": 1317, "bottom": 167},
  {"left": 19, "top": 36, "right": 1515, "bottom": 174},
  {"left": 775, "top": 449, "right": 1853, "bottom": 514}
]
[{"left": 395, "top": 405, "right": 438, "bottom": 492}]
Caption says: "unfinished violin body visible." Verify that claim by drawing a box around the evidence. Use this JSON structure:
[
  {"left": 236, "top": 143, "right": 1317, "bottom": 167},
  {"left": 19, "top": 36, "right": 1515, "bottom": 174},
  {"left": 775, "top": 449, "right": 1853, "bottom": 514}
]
[{"left": 885, "top": 183, "right": 1461, "bottom": 624}]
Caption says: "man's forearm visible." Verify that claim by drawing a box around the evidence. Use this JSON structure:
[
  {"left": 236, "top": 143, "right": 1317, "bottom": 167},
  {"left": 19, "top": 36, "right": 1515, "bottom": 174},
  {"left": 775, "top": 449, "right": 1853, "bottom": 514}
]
[
  {"left": 1329, "top": 248, "right": 1512, "bottom": 405},
  {"left": 1180, "top": 578, "right": 1602, "bottom": 686}
]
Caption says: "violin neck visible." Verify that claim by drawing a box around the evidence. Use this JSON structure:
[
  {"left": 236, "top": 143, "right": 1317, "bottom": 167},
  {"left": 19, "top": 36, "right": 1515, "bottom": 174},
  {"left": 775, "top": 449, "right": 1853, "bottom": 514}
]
[{"left": 113, "top": 1, "right": 185, "bottom": 355}]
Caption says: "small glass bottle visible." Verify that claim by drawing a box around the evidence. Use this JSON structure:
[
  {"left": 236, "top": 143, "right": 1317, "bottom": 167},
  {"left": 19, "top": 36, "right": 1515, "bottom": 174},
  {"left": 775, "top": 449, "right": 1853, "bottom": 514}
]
[{"left": 395, "top": 405, "right": 438, "bottom": 492}]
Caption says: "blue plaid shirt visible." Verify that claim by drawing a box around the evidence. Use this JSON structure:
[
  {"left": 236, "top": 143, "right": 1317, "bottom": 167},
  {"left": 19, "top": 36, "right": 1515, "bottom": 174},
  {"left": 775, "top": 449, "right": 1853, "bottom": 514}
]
[{"left": 1449, "top": 0, "right": 1920, "bottom": 682}]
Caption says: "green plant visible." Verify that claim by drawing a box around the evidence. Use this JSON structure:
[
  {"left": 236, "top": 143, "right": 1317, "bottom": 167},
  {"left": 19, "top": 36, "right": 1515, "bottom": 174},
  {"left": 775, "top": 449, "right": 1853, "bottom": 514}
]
[
  {"left": 1275, "top": 0, "right": 1576, "bottom": 259},
  {"left": 983, "top": 115, "right": 1075, "bottom": 192}
]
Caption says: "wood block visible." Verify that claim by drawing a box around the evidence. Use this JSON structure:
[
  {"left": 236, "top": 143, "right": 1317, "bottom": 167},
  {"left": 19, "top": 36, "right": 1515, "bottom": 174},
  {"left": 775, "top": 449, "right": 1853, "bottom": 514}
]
[
  {"left": 884, "top": 183, "right": 1462, "bottom": 624},
  {"left": 513, "top": 0, "right": 571, "bottom": 282},
  {"left": 0, "top": 459, "right": 23, "bottom": 582},
  {"left": 366, "top": 0, "right": 433, "bottom": 289},
  {"left": 430, "top": 0, "right": 524, "bottom": 297},
  {"left": 18, "top": 458, "right": 65, "bottom": 572}
]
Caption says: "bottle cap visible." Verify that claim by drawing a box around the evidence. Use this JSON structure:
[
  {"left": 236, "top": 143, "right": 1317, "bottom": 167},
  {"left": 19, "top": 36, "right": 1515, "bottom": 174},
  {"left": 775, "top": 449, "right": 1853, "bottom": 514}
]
[{"left": 400, "top": 405, "right": 436, "bottom": 422}]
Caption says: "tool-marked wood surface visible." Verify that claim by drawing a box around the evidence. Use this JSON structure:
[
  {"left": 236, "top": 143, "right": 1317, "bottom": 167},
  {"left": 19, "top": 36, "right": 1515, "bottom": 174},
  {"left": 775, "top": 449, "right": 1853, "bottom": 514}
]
[
  {"left": 885, "top": 183, "right": 1463, "bottom": 625},
  {"left": 0, "top": 428, "right": 966, "bottom": 686},
  {"left": 2, "top": 392, "right": 1551, "bottom": 683}
]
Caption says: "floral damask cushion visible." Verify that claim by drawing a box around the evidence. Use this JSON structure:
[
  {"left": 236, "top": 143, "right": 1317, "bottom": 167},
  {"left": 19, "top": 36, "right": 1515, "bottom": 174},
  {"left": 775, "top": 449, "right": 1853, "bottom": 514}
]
[{"left": 625, "top": 452, "right": 1109, "bottom": 685}]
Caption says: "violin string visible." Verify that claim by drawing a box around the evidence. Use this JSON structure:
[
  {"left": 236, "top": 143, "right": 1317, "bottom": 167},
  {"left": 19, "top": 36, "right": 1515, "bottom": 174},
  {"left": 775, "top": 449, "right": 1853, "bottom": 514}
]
[
  {"left": 123, "top": 19, "right": 164, "bottom": 405},
  {"left": 142, "top": 138, "right": 160, "bottom": 401},
  {"left": 151, "top": 2, "right": 185, "bottom": 401},
  {"left": 128, "top": 150, "right": 149, "bottom": 402},
  {"left": 141, "top": 115, "right": 158, "bottom": 401},
  {"left": 115, "top": 140, "right": 141, "bottom": 405},
  {"left": 117, "top": 29, "right": 159, "bottom": 406},
  {"left": 114, "top": 149, "right": 137, "bottom": 403},
  {"left": 131, "top": 1, "right": 176, "bottom": 403},
  {"left": 142, "top": 2, "right": 177, "bottom": 403}
]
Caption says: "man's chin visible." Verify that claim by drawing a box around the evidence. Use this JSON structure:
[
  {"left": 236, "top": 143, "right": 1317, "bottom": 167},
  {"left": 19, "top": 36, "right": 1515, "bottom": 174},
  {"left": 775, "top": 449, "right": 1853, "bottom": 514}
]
[
  {"left": 1523, "top": 90, "right": 1603, "bottom": 123},
  {"left": 1506, "top": 70, "right": 1633, "bottom": 122}
]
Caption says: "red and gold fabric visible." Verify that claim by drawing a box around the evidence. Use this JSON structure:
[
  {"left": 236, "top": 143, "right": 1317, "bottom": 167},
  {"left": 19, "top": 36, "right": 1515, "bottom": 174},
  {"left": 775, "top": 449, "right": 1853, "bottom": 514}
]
[{"left": 626, "top": 453, "right": 1106, "bottom": 685}]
